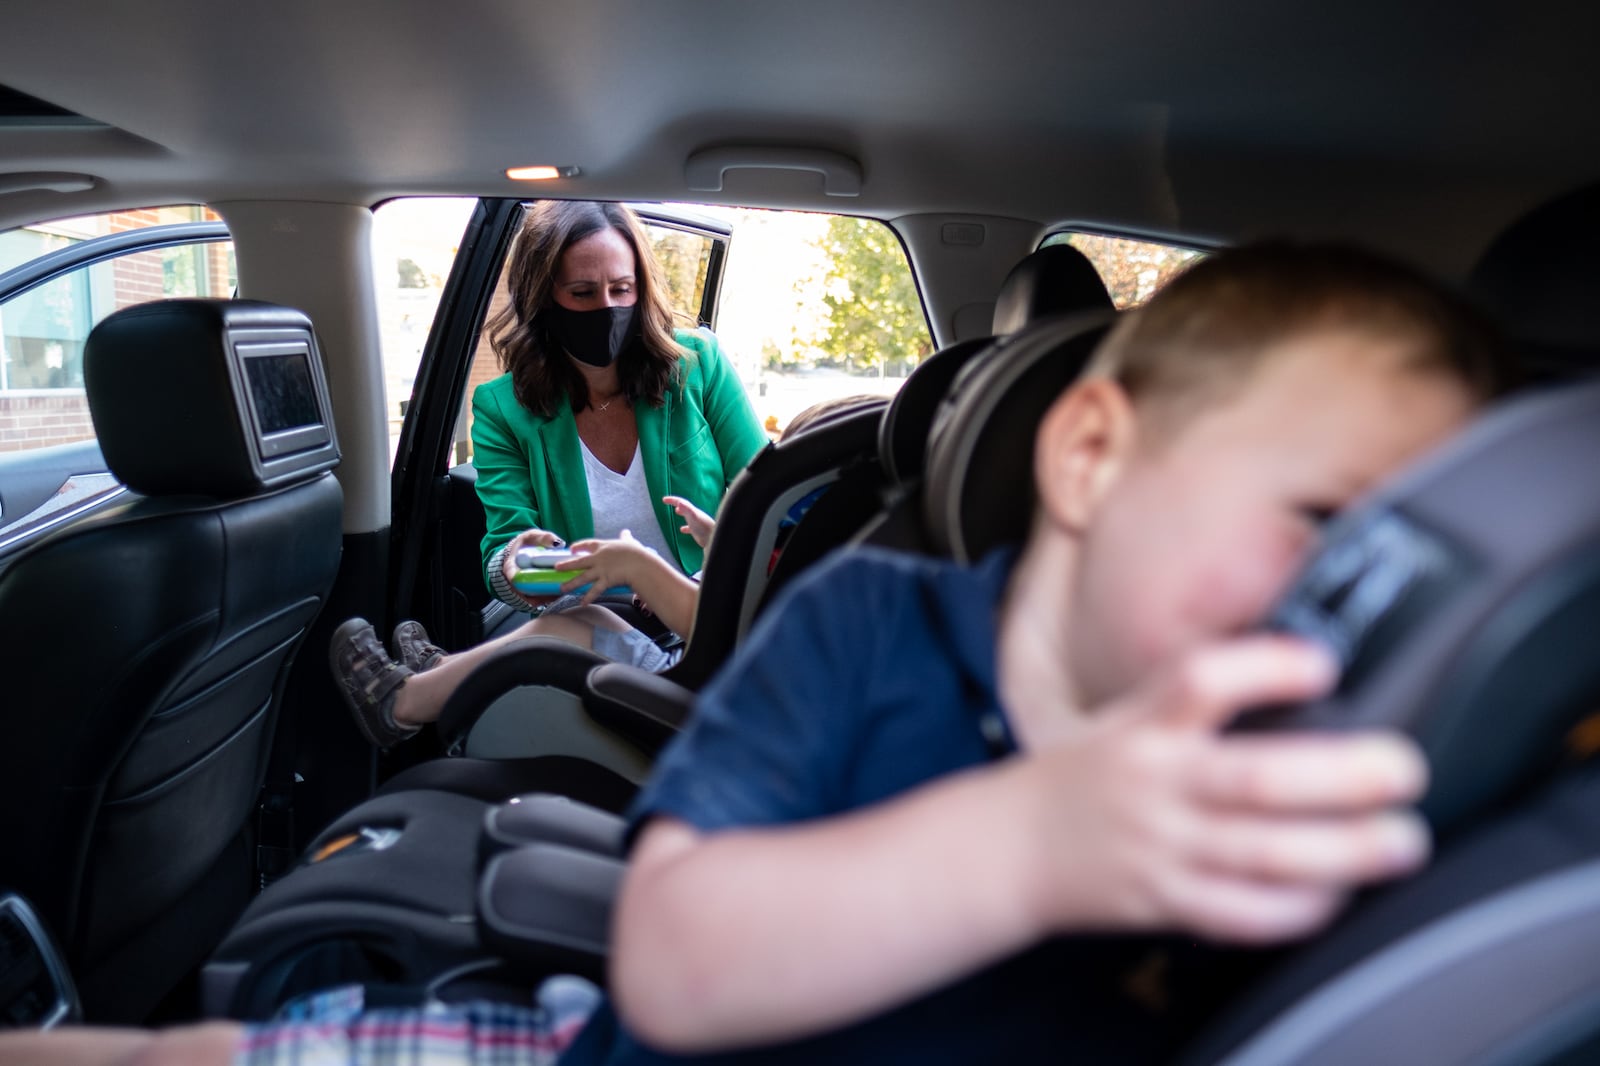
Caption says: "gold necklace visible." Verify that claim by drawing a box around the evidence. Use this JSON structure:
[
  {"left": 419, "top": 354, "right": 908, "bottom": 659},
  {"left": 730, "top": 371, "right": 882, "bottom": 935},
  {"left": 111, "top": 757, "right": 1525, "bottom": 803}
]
[{"left": 594, "top": 392, "right": 623, "bottom": 412}]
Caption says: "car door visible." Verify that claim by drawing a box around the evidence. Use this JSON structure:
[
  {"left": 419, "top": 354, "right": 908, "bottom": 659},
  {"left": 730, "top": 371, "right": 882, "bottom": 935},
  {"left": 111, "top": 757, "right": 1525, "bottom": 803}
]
[
  {"left": 0, "top": 219, "right": 233, "bottom": 562},
  {"left": 388, "top": 199, "right": 732, "bottom": 650}
]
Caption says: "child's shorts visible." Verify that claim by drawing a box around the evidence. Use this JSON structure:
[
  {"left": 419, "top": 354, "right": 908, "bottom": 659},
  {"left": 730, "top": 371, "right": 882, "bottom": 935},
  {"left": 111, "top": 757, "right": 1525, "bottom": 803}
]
[
  {"left": 544, "top": 595, "right": 685, "bottom": 673},
  {"left": 234, "top": 977, "right": 601, "bottom": 1065}
]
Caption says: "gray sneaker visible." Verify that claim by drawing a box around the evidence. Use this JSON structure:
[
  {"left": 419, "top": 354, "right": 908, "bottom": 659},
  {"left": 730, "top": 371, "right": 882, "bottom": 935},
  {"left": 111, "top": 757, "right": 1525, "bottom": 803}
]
[
  {"left": 329, "top": 617, "right": 418, "bottom": 750},
  {"left": 391, "top": 619, "right": 446, "bottom": 673}
]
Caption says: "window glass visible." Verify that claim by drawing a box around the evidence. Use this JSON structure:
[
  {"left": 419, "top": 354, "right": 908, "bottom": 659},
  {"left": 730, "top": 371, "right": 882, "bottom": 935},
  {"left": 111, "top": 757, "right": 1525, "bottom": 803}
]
[
  {"left": 372, "top": 197, "right": 477, "bottom": 461},
  {"left": 0, "top": 206, "right": 231, "bottom": 456},
  {"left": 442, "top": 202, "right": 929, "bottom": 466},
  {"left": 1041, "top": 231, "right": 1205, "bottom": 309}
]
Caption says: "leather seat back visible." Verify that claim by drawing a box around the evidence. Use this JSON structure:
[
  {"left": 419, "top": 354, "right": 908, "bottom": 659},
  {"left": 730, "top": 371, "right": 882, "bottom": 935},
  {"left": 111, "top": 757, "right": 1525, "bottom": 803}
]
[{"left": 0, "top": 299, "right": 343, "bottom": 1022}]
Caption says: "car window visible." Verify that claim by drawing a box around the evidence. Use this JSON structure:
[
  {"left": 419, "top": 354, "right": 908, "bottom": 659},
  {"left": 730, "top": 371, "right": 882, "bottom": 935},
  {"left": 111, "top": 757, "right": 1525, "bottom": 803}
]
[
  {"left": 1040, "top": 231, "right": 1205, "bottom": 309},
  {"left": 0, "top": 207, "right": 233, "bottom": 537},
  {"left": 431, "top": 201, "right": 929, "bottom": 464}
]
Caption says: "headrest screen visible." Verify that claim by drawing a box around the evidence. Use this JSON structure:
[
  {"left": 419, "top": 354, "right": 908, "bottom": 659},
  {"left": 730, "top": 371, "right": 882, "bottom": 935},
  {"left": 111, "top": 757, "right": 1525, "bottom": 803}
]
[
  {"left": 234, "top": 338, "right": 334, "bottom": 463},
  {"left": 243, "top": 348, "right": 320, "bottom": 435}
]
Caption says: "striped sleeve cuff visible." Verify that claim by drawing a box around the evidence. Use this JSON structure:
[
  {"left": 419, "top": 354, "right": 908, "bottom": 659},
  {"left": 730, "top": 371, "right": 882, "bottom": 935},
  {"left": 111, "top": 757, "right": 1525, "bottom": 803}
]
[{"left": 486, "top": 544, "right": 528, "bottom": 610}]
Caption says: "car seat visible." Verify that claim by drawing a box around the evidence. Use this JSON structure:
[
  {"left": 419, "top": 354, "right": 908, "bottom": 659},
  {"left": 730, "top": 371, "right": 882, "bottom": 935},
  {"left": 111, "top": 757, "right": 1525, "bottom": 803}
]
[
  {"left": 1182, "top": 381, "right": 1600, "bottom": 1065},
  {"left": 1176, "top": 178, "right": 1600, "bottom": 1066},
  {"left": 0, "top": 299, "right": 343, "bottom": 1022},
  {"left": 200, "top": 310, "right": 1124, "bottom": 1019},
  {"left": 1468, "top": 180, "right": 1600, "bottom": 385}
]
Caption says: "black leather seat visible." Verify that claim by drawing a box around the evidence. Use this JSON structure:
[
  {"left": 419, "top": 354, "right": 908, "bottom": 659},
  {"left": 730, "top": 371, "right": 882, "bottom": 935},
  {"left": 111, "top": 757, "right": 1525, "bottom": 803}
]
[{"left": 0, "top": 299, "right": 343, "bottom": 1022}]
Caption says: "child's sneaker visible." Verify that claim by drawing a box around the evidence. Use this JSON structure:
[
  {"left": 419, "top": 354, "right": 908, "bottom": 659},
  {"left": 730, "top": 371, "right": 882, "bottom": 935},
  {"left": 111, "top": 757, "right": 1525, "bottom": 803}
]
[
  {"left": 329, "top": 618, "right": 418, "bottom": 750},
  {"left": 391, "top": 619, "right": 446, "bottom": 673}
]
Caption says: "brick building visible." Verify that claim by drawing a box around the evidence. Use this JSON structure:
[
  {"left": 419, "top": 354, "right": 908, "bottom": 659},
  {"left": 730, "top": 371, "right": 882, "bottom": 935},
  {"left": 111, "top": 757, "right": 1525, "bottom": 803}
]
[{"left": 0, "top": 206, "right": 232, "bottom": 453}]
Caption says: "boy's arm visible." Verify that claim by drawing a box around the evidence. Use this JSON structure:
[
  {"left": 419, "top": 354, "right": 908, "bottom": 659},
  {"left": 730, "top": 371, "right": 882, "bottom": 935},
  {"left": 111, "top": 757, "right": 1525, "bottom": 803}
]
[
  {"left": 612, "top": 634, "right": 1430, "bottom": 1054},
  {"left": 614, "top": 763, "right": 1046, "bottom": 1053},
  {"left": 559, "top": 534, "right": 700, "bottom": 635}
]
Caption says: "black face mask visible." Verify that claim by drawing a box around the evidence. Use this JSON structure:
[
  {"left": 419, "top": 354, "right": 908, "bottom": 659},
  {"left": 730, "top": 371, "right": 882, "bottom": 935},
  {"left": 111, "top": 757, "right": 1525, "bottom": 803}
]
[{"left": 544, "top": 305, "right": 639, "bottom": 368}]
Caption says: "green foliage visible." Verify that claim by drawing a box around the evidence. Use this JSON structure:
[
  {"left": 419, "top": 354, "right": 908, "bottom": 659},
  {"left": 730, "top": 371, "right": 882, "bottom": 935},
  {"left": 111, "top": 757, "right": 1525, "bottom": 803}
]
[
  {"left": 396, "top": 257, "right": 429, "bottom": 289},
  {"left": 1051, "top": 233, "right": 1202, "bottom": 309},
  {"left": 807, "top": 217, "right": 933, "bottom": 374},
  {"left": 647, "top": 229, "right": 709, "bottom": 324}
]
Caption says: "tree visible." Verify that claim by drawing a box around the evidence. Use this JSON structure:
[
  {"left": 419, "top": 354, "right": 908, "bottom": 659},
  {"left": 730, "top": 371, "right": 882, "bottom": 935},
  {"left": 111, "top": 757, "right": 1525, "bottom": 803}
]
[
  {"left": 648, "top": 230, "right": 708, "bottom": 323},
  {"left": 808, "top": 217, "right": 933, "bottom": 375},
  {"left": 396, "top": 257, "right": 429, "bottom": 289},
  {"left": 1058, "top": 234, "right": 1201, "bottom": 309}
]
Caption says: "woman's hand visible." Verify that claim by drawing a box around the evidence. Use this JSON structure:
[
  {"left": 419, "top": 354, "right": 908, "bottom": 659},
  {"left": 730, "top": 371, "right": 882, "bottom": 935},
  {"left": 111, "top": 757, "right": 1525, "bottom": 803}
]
[
  {"left": 558, "top": 530, "right": 664, "bottom": 604},
  {"left": 664, "top": 495, "right": 716, "bottom": 549},
  {"left": 501, "top": 527, "right": 566, "bottom": 608}
]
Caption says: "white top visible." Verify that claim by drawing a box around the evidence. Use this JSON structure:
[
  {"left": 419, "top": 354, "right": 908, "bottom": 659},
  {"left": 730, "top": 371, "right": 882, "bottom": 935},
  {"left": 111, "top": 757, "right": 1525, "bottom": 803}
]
[{"left": 579, "top": 439, "right": 679, "bottom": 568}]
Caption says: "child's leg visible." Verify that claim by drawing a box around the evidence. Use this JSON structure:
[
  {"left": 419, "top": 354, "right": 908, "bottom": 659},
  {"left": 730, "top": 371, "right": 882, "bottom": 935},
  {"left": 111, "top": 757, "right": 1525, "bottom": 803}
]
[
  {"left": 391, "top": 607, "right": 632, "bottom": 726},
  {"left": 0, "top": 1022, "right": 241, "bottom": 1065}
]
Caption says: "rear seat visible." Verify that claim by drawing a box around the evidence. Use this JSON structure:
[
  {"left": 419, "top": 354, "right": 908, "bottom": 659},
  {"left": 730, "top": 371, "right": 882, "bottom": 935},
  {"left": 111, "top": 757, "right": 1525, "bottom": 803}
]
[{"left": 202, "top": 308, "right": 1121, "bottom": 1020}]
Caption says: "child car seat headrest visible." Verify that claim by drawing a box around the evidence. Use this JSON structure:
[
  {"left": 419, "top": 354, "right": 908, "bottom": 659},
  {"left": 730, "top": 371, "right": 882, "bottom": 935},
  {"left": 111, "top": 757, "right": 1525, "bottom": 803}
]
[
  {"left": 1468, "top": 182, "right": 1600, "bottom": 383},
  {"left": 876, "top": 337, "right": 994, "bottom": 487},
  {"left": 880, "top": 245, "right": 1115, "bottom": 489},
  {"left": 990, "top": 243, "right": 1114, "bottom": 335},
  {"left": 921, "top": 310, "right": 1115, "bottom": 562},
  {"left": 1244, "top": 378, "right": 1600, "bottom": 835},
  {"left": 85, "top": 299, "right": 340, "bottom": 498}
]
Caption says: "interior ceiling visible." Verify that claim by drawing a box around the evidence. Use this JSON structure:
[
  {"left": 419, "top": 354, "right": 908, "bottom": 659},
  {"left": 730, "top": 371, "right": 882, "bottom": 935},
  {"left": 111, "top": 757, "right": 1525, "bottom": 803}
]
[{"left": 0, "top": 0, "right": 1596, "bottom": 271}]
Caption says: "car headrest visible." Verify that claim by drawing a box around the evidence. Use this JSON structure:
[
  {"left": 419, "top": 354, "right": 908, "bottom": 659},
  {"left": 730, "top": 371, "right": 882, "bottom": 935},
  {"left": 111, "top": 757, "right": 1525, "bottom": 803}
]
[
  {"left": 1244, "top": 378, "right": 1600, "bottom": 836},
  {"left": 922, "top": 310, "right": 1115, "bottom": 561},
  {"left": 85, "top": 299, "right": 340, "bottom": 498},
  {"left": 876, "top": 337, "right": 994, "bottom": 487},
  {"left": 990, "top": 243, "right": 1114, "bottom": 336},
  {"left": 1468, "top": 183, "right": 1600, "bottom": 382}
]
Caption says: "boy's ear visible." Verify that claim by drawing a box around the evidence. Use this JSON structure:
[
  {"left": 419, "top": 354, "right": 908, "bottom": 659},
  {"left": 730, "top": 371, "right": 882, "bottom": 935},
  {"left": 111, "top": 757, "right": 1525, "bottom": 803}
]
[{"left": 1034, "top": 378, "right": 1137, "bottom": 533}]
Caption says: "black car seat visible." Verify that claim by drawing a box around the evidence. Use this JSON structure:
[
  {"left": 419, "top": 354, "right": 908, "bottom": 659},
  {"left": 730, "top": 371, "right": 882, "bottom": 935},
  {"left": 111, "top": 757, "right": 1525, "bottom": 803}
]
[
  {"left": 1176, "top": 180, "right": 1600, "bottom": 1066},
  {"left": 404, "top": 395, "right": 892, "bottom": 775},
  {"left": 1468, "top": 181, "right": 1600, "bottom": 385},
  {"left": 1183, "top": 377, "right": 1600, "bottom": 1065},
  {"left": 0, "top": 300, "right": 343, "bottom": 1022},
  {"left": 878, "top": 241, "right": 1114, "bottom": 491},
  {"left": 201, "top": 310, "right": 1123, "bottom": 1019}
]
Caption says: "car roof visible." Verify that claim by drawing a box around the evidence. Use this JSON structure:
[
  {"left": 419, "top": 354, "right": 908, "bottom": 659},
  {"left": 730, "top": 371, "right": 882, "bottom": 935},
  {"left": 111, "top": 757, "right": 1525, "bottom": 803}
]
[{"left": 2, "top": 1, "right": 1597, "bottom": 274}]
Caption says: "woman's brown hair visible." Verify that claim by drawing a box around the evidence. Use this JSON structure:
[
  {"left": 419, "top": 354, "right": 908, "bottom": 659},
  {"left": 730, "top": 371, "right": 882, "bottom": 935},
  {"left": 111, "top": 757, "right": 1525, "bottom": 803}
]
[{"left": 488, "top": 201, "right": 684, "bottom": 416}]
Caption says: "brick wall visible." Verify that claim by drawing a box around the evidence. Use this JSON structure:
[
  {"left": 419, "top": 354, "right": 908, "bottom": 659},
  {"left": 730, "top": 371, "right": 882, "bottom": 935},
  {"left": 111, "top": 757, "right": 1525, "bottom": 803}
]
[
  {"left": 0, "top": 393, "right": 94, "bottom": 453},
  {"left": 1, "top": 207, "right": 232, "bottom": 453}
]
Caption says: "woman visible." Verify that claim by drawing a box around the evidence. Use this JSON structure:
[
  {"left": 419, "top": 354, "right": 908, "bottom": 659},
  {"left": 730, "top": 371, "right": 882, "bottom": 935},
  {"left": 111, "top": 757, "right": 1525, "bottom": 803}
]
[{"left": 333, "top": 200, "right": 768, "bottom": 749}]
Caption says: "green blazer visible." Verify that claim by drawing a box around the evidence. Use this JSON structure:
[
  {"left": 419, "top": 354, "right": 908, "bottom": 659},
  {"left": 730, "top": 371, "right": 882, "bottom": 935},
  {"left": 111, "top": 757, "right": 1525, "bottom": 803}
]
[{"left": 471, "top": 328, "right": 769, "bottom": 584}]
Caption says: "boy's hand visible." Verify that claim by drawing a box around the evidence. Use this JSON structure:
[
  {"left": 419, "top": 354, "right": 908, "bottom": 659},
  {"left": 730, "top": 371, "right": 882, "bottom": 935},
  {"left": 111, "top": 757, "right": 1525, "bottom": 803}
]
[
  {"left": 559, "top": 530, "right": 662, "bottom": 605},
  {"left": 1019, "top": 636, "right": 1430, "bottom": 944},
  {"left": 664, "top": 495, "right": 716, "bottom": 549}
]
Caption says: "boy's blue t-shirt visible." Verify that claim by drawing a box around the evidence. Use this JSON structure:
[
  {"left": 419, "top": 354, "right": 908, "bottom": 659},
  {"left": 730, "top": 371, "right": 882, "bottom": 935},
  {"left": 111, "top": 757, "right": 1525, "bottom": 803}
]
[{"left": 564, "top": 548, "right": 1251, "bottom": 1065}]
